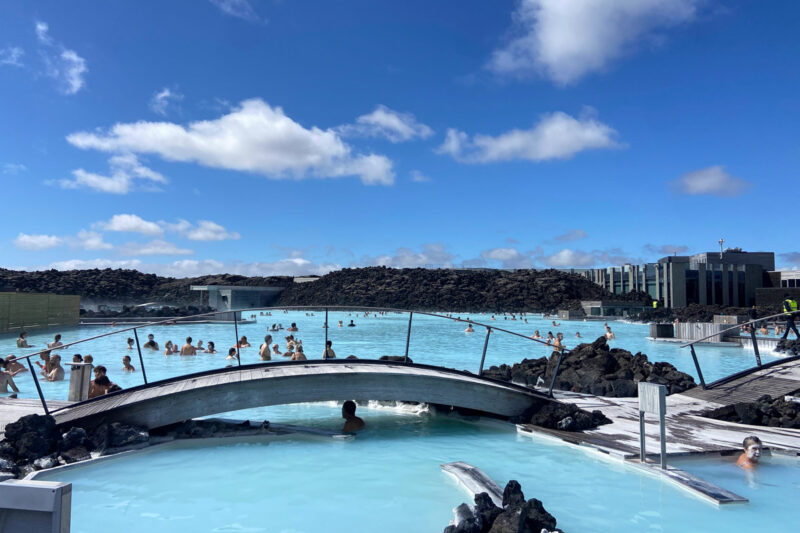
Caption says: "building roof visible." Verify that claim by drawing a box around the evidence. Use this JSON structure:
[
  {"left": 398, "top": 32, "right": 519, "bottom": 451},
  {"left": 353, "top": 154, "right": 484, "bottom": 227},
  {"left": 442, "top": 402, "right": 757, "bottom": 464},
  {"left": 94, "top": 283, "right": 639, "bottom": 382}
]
[{"left": 190, "top": 285, "right": 285, "bottom": 292}]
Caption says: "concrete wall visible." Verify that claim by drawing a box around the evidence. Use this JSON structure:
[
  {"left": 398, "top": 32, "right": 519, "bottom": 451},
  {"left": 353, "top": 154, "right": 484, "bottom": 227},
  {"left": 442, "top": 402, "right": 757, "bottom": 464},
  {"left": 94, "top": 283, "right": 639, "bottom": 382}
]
[{"left": 0, "top": 293, "right": 80, "bottom": 334}]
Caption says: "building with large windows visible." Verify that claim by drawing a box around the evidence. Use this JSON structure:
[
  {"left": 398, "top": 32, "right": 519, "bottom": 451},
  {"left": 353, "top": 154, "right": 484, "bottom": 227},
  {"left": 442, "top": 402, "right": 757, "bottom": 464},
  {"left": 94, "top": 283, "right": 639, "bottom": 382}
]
[{"left": 573, "top": 251, "right": 775, "bottom": 309}]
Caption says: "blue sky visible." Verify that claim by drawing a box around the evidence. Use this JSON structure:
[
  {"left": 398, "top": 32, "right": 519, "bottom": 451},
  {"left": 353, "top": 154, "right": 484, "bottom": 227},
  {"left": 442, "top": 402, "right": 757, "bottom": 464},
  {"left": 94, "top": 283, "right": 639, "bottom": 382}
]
[{"left": 1, "top": 0, "right": 798, "bottom": 276}]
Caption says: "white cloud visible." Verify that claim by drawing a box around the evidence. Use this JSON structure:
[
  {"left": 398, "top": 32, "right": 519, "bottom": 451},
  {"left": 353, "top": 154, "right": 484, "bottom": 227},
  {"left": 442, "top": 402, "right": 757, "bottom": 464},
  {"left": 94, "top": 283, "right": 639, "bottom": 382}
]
[
  {"left": 163, "top": 219, "right": 241, "bottom": 241},
  {"left": 0, "top": 46, "right": 24, "bottom": 67},
  {"left": 66, "top": 98, "right": 394, "bottom": 186},
  {"left": 209, "top": 0, "right": 261, "bottom": 22},
  {"left": 149, "top": 87, "right": 183, "bottom": 116},
  {"left": 553, "top": 229, "right": 588, "bottom": 242},
  {"left": 489, "top": 0, "right": 701, "bottom": 85},
  {"left": 58, "top": 153, "right": 166, "bottom": 194},
  {"left": 366, "top": 243, "right": 455, "bottom": 268},
  {"left": 14, "top": 233, "right": 62, "bottom": 251},
  {"left": 35, "top": 21, "right": 88, "bottom": 94},
  {"left": 2, "top": 163, "right": 27, "bottom": 174},
  {"left": 410, "top": 170, "right": 431, "bottom": 183},
  {"left": 119, "top": 240, "right": 194, "bottom": 256},
  {"left": 94, "top": 214, "right": 164, "bottom": 236},
  {"left": 670, "top": 165, "right": 750, "bottom": 197},
  {"left": 480, "top": 247, "right": 534, "bottom": 269},
  {"left": 339, "top": 105, "right": 434, "bottom": 143},
  {"left": 73, "top": 230, "right": 112, "bottom": 251},
  {"left": 645, "top": 244, "right": 688, "bottom": 255},
  {"left": 540, "top": 248, "right": 597, "bottom": 268},
  {"left": 437, "top": 111, "right": 621, "bottom": 163}
]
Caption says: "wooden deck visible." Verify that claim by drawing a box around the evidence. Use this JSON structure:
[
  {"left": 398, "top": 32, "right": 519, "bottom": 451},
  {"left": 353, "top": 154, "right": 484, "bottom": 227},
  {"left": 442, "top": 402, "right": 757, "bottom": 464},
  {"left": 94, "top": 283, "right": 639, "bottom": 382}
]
[{"left": 680, "top": 358, "right": 800, "bottom": 404}]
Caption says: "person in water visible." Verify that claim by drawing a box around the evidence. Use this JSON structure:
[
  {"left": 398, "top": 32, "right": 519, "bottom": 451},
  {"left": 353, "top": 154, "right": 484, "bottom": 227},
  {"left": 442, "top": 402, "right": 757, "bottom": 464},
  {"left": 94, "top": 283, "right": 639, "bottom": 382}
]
[
  {"left": 16, "top": 331, "right": 34, "bottom": 348},
  {"left": 347, "top": 320, "right": 356, "bottom": 327},
  {"left": 736, "top": 435, "right": 762, "bottom": 469},
  {"left": 323, "top": 340, "right": 336, "bottom": 359},
  {"left": 122, "top": 355, "right": 136, "bottom": 372},
  {"left": 46, "top": 354, "right": 65, "bottom": 381},
  {"left": 204, "top": 341, "right": 217, "bottom": 354},
  {"left": 143, "top": 334, "right": 159, "bottom": 350},
  {"left": 464, "top": 323, "right": 475, "bottom": 333},
  {"left": 342, "top": 400, "right": 365, "bottom": 433}
]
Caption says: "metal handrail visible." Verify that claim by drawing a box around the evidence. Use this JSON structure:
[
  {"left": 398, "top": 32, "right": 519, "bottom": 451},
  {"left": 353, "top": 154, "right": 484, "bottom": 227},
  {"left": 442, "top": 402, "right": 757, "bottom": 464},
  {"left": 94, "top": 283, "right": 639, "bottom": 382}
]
[
  {"left": 13, "top": 305, "right": 572, "bottom": 414},
  {"left": 679, "top": 310, "right": 794, "bottom": 347}
]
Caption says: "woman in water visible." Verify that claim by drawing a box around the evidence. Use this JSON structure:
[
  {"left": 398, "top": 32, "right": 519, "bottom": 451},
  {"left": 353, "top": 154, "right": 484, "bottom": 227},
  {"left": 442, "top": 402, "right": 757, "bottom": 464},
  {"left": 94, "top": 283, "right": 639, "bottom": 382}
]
[{"left": 122, "top": 355, "right": 136, "bottom": 372}]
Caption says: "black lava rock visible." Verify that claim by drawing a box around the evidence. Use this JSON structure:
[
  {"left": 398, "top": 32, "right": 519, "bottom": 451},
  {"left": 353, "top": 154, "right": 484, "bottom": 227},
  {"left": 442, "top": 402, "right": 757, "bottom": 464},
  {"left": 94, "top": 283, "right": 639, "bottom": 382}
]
[
  {"left": 705, "top": 394, "right": 800, "bottom": 429},
  {"left": 3, "top": 414, "right": 59, "bottom": 462},
  {"left": 61, "top": 427, "right": 89, "bottom": 451},
  {"left": 502, "top": 480, "right": 525, "bottom": 508}
]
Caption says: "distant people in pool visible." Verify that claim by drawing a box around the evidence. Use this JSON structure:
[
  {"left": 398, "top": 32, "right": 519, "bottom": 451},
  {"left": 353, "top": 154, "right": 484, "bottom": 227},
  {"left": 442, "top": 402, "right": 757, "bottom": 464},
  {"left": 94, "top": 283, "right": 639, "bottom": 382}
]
[
  {"left": 89, "top": 366, "right": 119, "bottom": 398},
  {"left": 48, "top": 334, "right": 63, "bottom": 351},
  {"left": 575, "top": 332, "right": 582, "bottom": 338},
  {"left": 180, "top": 337, "right": 197, "bottom": 356},
  {"left": 551, "top": 321, "right": 560, "bottom": 327},
  {"left": 35, "top": 353, "right": 52, "bottom": 376},
  {"left": 531, "top": 330, "right": 542, "bottom": 340},
  {"left": 348, "top": 320, "right": 356, "bottom": 327},
  {"left": 291, "top": 345, "right": 307, "bottom": 361},
  {"left": 465, "top": 324, "right": 475, "bottom": 333},
  {"left": 736, "top": 435, "right": 762, "bottom": 469},
  {"left": 545, "top": 332, "right": 554, "bottom": 345},
  {"left": 342, "top": 400, "right": 365, "bottom": 433},
  {"left": 164, "top": 341, "right": 178, "bottom": 355},
  {"left": 338, "top": 320, "right": 344, "bottom": 328},
  {"left": 143, "top": 334, "right": 159, "bottom": 350},
  {"left": 226, "top": 348, "right": 239, "bottom": 361},
  {"left": 16, "top": 331, "right": 34, "bottom": 348},
  {"left": 0, "top": 359, "right": 20, "bottom": 393},
  {"left": 269, "top": 324, "right": 279, "bottom": 332},
  {"left": 196, "top": 340, "right": 204, "bottom": 350},
  {"left": 605, "top": 326, "right": 615, "bottom": 340},
  {"left": 272, "top": 344, "right": 281, "bottom": 357},
  {"left": 323, "top": 340, "right": 336, "bottom": 359},
  {"left": 552, "top": 333, "right": 564, "bottom": 354},
  {"left": 286, "top": 323, "right": 299, "bottom": 332},
  {"left": 122, "top": 355, "right": 136, "bottom": 372},
  {"left": 236, "top": 336, "right": 251, "bottom": 348},
  {"left": 3, "top": 355, "right": 26, "bottom": 375},
  {"left": 204, "top": 341, "right": 217, "bottom": 354},
  {"left": 126, "top": 338, "right": 134, "bottom": 350}
]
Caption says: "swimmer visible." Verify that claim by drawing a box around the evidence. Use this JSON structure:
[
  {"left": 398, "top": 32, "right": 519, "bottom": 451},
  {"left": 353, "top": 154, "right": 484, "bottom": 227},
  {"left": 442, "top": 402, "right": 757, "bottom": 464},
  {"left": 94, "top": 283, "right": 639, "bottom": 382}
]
[
  {"left": 226, "top": 348, "right": 239, "bottom": 361},
  {"left": 552, "top": 333, "right": 564, "bottom": 354},
  {"left": 143, "top": 334, "right": 159, "bottom": 351},
  {"left": 3, "top": 356, "right": 26, "bottom": 375},
  {"left": 164, "top": 341, "right": 177, "bottom": 355},
  {"left": 0, "top": 359, "right": 20, "bottom": 393},
  {"left": 323, "top": 340, "right": 336, "bottom": 359},
  {"left": 286, "top": 322, "right": 299, "bottom": 332},
  {"left": 236, "top": 336, "right": 251, "bottom": 348},
  {"left": 736, "top": 436, "right": 762, "bottom": 470},
  {"left": 272, "top": 344, "right": 281, "bottom": 357},
  {"left": 347, "top": 320, "right": 356, "bottom": 327},
  {"left": 126, "top": 337, "right": 134, "bottom": 350},
  {"left": 338, "top": 320, "right": 344, "bottom": 328},
  {"left": 259, "top": 335, "right": 273, "bottom": 361},
  {"left": 16, "top": 331, "right": 34, "bottom": 348},
  {"left": 45, "top": 355, "right": 65, "bottom": 382},
  {"left": 204, "top": 341, "right": 217, "bottom": 354},
  {"left": 465, "top": 323, "right": 475, "bottom": 333},
  {"left": 196, "top": 340, "right": 204, "bottom": 350},
  {"left": 290, "top": 345, "right": 307, "bottom": 361},
  {"left": 605, "top": 326, "right": 615, "bottom": 340},
  {"left": 551, "top": 321, "right": 560, "bottom": 327},
  {"left": 531, "top": 330, "right": 542, "bottom": 340},
  {"left": 342, "top": 400, "right": 365, "bottom": 433},
  {"left": 575, "top": 332, "right": 582, "bottom": 338},
  {"left": 180, "top": 337, "right": 197, "bottom": 356},
  {"left": 122, "top": 355, "right": 136, "bottom": 372}
]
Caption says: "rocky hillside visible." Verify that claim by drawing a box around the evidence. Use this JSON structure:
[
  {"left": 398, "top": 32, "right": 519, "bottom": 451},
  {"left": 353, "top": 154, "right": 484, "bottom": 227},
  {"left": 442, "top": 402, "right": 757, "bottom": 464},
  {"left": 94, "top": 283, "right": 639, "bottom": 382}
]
[
  {"left": 277, "top": 267, "right": 648, "bottom": 312},
  {"left": 0, "top": 268, "right": 291, "bottom": 305}
]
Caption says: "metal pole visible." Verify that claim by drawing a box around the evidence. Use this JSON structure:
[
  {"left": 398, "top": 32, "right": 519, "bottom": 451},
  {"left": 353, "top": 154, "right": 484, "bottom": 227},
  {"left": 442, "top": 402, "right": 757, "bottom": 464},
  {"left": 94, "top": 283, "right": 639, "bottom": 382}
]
[
  {"left": 403, "top": 312, "right": 413, "bottom": 363},
  {"left": 749, "top": 328, "right": 762, "bottom": 367},
  {"left": 233, "top": 312, "right": 241, "bottom": 367},
  {"left": 133, "top": 328, "right": 148, "bottom": 384},
  {"left": 659, "top": 410, "right": 667, "bottom": 470},
  {"left": 478, "top": 327, "right": 492, "bottom": 375},
  {"left": 26, "top": 358, "right": 49, "bottom": 416},
  {"left": 639, "top": 411, "right": 646, "bottom": 462},
  {"left": 324, "top": 307, "right": 329, "bottom": 360},
  {"left": 547, "top": 351, "right": 565, "bottom": 398},
  {"left": 689, "top": 345, "right": 706, "bottom": 389}
]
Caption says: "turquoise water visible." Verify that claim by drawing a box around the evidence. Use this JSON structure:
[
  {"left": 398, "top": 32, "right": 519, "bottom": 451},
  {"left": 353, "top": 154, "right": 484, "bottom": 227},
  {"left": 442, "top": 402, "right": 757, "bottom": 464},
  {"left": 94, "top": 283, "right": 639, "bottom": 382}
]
[
  {"left": 10, "top": 311, "right": 798, "bottom": 532},
  {"left": 0, "top": 311, "right": 775, "bottom": 403},
  {"left": 36, "top": 409, "right": 800, "bottom": 533}
]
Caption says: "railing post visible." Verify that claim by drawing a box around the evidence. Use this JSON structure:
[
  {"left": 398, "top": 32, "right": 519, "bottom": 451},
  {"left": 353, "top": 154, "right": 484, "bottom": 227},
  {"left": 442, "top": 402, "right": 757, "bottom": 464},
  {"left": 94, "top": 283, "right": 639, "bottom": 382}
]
[
  {"left": 233, "top": 312, "right": 241, "bottom": 367},
  {"left": 689, "top": 345, "right": 706, "bottom": 389},
  {"left": 749, "top": 328, "right": 762, "bottom": 367},
  {"left": 547, "top": 350, "right": 565, "bottom": 398},
  {"left": 26, "top": 358, "right": 49, "bottom": 416},
  {"left": 478, "top": 327, "right": 492, "bottom": 375},
  {"left": 404, "top": 312, "right": 413, "bottom": 363},
  {"left": 324, "top": 307, "right": 329, "bottom": 360},
  {"left": 133, "top": 328, "right": 148, "bottom": 384}
]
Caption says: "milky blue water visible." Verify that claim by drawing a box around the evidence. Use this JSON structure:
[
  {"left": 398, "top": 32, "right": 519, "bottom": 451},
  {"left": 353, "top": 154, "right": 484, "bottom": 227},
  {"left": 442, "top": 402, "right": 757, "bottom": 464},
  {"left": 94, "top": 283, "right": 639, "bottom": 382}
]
[
  {"left": 0, "top": 311, "right": 776, "bottom": 403},
  {"left": 7, "top": 311, "right": 797, "bottom": 532}
]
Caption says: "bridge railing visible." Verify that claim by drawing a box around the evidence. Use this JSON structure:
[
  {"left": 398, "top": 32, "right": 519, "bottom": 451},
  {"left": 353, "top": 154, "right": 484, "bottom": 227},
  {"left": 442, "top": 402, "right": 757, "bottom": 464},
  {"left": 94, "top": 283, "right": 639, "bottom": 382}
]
[
  {"left": 7, "top": 306, "right": 574, "bottom": 415},
  {"left": 680, "top": 309, "right": 800, "bottom": 390}
]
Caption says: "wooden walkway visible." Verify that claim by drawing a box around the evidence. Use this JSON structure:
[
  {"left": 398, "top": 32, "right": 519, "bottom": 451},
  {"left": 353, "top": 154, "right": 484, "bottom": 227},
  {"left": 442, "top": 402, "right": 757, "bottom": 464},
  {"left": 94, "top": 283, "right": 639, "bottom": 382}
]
[{"left": 680, "top": 358, "right": 800, "bottom": 404}]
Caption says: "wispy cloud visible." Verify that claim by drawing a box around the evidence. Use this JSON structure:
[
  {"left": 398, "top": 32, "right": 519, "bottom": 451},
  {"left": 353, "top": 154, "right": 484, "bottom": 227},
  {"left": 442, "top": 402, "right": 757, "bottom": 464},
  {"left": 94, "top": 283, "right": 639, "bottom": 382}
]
[
  {"left": 67, "top": 98, "right": 394, "bottom": 186},
  {"left": 437, "top": 110, "right": 621, "bottom": 163},
  {"left": 57, "top": 153, "right": 166, "bottom": 194},
  {"left": 149, "top": 87, "right": 183, "bottom": 116},
  {"left": 645, "top": 244, "right": 689, "bottom": 255},
  {"left": 553, "top": 229, "right": 587, "bottom": 243},
  {"left": 161, "top": 219, "right": 241, "bottom": 241},
  {"left": 410, "top": 170, "right": 431, "bottom": 183},
  {"left": 14, "top": 233, "right": 62, "bottom": 251},
  {"left": 670, "top": 165, "right": 750, "bottom": 197},
  {"left": 488, "top": 0, "right": 702, "bottom": 85},
  {"left": 209, "top": 0, "right": 263, "bottom": 22},
  {"left": 362, "top": 243, "right": 455, "bottom": 268},
  {"left": 2, "top": 163, "right": 27, "bottom": 174},
  {"left": 338, "top": 105, "right": 434, "bottom": 143},
  {"left": 93, "top": 214, "right": 164, "bottom": 236},
  {"left": 119, "top": 240, "right": 194, "bottom": 256},
  {"left": 0, "top": 46, "right": 24, "bottom": 67},
  {"left": 35, "top": 21, "right": 88, "bottom": 94}
]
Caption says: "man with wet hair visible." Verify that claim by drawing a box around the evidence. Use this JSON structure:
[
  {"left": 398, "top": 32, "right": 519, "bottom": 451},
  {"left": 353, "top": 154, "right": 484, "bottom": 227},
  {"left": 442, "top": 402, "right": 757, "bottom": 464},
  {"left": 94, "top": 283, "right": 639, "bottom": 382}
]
[
  {"left": 736, "top": 435, "right": 762, "bottom": 469},
  {"left": 341, "top": 400, "right": 365, "bottom": 433},
  {"left": 180, "top": 337, "right": 197, "bottom": 356}
]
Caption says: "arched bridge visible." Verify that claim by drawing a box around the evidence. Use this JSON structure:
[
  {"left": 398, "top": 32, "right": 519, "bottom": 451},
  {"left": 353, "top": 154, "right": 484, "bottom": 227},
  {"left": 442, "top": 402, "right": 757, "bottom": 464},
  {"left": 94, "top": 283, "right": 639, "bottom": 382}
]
[{"left": 50, "top": 360, "right": 549, "bottom": 430}]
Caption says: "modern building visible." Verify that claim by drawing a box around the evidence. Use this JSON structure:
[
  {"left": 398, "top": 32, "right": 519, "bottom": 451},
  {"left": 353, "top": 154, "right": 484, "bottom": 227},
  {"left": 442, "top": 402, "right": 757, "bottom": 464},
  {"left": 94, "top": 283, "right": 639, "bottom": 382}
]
[
  {"left": 190, "top": 285, "right": 286, "bottom": 312},
  {"left": 576, "top": 251, "right": 775, "bottom": 309}
]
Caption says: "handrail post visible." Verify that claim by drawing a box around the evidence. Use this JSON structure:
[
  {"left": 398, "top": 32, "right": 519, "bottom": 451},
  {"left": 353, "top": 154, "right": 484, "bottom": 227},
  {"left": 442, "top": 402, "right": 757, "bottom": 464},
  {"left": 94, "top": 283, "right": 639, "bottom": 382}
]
[
  {"left": 404, "top": 312, "right": 413, "bottom": 363},
  {"left": 749, "top": 328, "right": 762, "bottom": 367},
  {"left": 324, "top": 307, "right": 329, "bottom": 360},
  {"left": 547, "top": 350, "right": 565, "bottom": 398},
  {"left": 478, "top": 327, "right": 492, "bottom": 375},
  {"left": 26, "top": 357, "right": 49, "bottom": 416},
  {"left": 689, "top": 345, "right": 706, "bottom": 389},
  {"left": 233, "top": 311, "right": 241, "bottom": 367},
  {"left": 133, "top": 328, "right": 148, "bottom": 384}
]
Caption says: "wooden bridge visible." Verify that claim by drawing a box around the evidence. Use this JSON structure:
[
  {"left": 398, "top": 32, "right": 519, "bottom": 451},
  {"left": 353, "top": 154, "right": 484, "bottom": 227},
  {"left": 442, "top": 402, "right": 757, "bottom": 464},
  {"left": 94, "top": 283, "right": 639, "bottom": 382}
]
[{"left": 46, "top": 360, "right": 547, "bottom": 430}]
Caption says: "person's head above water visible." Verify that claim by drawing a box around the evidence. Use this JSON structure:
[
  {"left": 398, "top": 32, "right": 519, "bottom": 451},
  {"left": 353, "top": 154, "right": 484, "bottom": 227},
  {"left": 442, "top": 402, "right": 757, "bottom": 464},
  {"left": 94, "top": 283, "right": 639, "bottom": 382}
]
[
  {"left": 342, "top": 400, "right": 357, "bottom": 418},
  {"left": 743, "top": 436, "right": 762, "bottom": 460}
]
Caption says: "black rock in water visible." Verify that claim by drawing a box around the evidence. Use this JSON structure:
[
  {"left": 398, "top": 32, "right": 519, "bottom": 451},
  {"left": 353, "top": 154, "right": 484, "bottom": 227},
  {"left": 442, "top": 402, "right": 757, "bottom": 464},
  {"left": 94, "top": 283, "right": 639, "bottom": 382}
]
[
  {"left": 60, "top": 427, "right": 88, "bottom": 451},
  {"left": 3, "top": 414, "right": 59, "bottom": 462},
  {"left": 484, "top": 336, "right": 695, "bottom": 397},
  {"left": 502, "top": 480, "right": 525, "bottom": 508}
]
